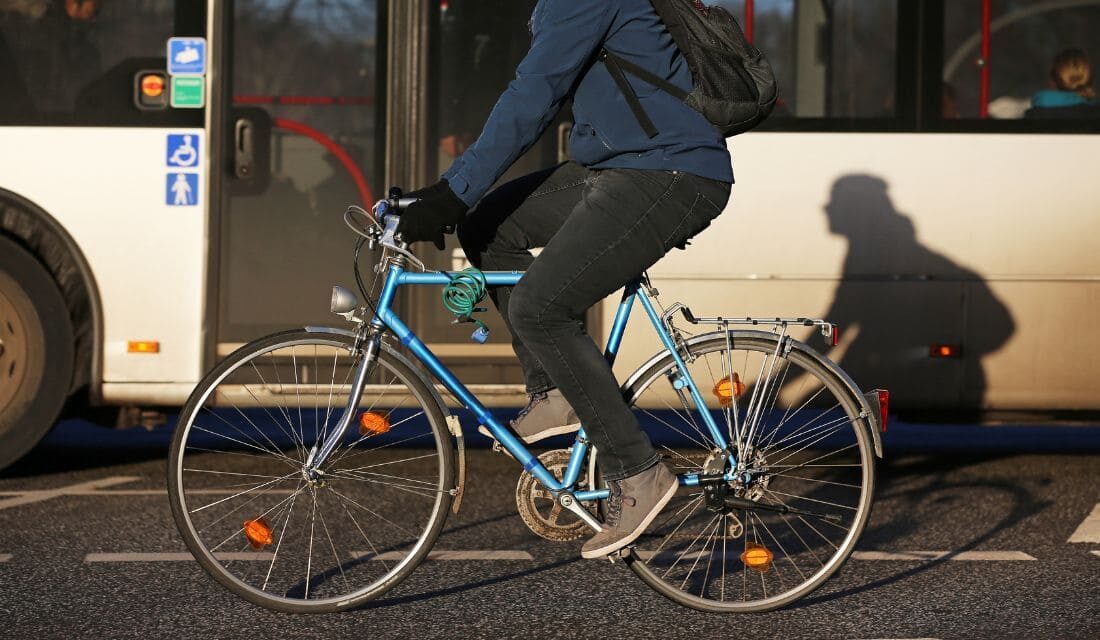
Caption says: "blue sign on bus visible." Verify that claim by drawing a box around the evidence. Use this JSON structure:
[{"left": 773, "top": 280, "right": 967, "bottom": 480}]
[
  {"left": 167, "top": 173, "right": 199, "bottom": 207},
  {"left": 167, "top": 37, "right": 207, "bottom": 76},
  {"left": 166, "top": 134, "right": 200, "bottom": 168}
]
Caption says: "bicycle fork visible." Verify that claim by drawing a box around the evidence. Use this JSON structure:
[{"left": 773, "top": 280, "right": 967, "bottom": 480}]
[{"left": 303, "top": 331, "right": 382, "bottom": 479}]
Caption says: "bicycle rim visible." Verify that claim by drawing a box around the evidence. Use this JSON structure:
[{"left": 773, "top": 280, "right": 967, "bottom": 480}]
[
  {"left": 168, "top": 330, "right": 454, "bottom": 613},
  {"left": 622, "top": 332, "right": 875, "bottom": 612}
]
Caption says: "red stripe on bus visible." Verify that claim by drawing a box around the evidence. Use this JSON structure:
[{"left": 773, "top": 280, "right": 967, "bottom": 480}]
[
  {"left": 234, "top": 95, "right": 376, "bottom": 106},
  {"left": 274, "top": 117, "right": 375, "bottom": 206},
  {"left": 744, "top": 0, "right": 754, "bottom": 43}
]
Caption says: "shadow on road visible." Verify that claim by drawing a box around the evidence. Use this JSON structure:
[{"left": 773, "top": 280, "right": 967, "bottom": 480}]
[{"left": 793, "top": 452, "right": 1053, "bottom": 610}]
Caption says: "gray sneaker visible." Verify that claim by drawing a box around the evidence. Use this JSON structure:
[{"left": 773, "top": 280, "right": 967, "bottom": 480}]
[
  {"left": 580, "top": 462, "right": 678, "bottom": 559},
  {"left": 477, "top": 388, "right": 580, "bottom": 444}
]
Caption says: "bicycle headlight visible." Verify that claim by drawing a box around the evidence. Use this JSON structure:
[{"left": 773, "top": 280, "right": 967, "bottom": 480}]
[{"left": 331, "top": 285, "right": 359, "bottom": 315}]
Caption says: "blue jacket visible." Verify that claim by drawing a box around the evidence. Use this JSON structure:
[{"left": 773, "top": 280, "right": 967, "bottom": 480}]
[{"left": 442, "top": 0, "right": 734, "bottom": 208}]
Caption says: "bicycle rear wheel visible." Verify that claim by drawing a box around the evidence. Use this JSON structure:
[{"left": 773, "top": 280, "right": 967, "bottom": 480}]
[
  {"left": 168, "top": 329, "right": 454, "bottom": 613},
  {"left": 622, "top": 331, "right": 875, "bottom": 612}
]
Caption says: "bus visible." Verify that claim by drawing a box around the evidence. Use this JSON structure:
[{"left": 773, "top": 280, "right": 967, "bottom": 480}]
[{"left": 0, "top": 0, "right": 1098, "bottom": 469}]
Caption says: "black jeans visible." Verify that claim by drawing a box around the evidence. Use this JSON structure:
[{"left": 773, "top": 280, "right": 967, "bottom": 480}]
[{"left": 457, "top": 162, "right": 732, "bottom": 480}]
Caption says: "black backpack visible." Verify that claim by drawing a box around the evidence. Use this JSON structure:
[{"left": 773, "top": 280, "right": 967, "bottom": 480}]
[{"left": 600, "top": 0, "right": 778, "bottom": 138}]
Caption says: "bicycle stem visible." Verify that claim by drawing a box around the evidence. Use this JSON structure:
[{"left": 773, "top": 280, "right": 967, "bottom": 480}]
[{"left": 305, "top": 332, "right": 382, "bottom": 475}]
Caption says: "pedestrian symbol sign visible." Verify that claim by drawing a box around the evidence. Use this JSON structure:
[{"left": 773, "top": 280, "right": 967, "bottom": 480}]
[
  {"left": 170, "top": 77, "right": 205, "bottom": 109},
  {"left": 167, "top": 173, "right": 199, "bottom": 206},
  {"left": 167, "top": 134, "right": 200, "bottom": 168},
  {"left": 167, "top": 37, "right": 206, "bottom": 76}
]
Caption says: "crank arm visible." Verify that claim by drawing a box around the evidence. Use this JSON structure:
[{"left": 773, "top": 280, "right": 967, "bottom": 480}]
[
  {"left": 723, "top": 496, "right": 843, "bottom": 524},
  {"left": 558, "top": 492, "right": 602, "bottom": 533}
]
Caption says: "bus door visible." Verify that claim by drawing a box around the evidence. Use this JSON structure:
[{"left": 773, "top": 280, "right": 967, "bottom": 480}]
[{"left": 210, "top": 0, "right": 384, "bottom": 351}]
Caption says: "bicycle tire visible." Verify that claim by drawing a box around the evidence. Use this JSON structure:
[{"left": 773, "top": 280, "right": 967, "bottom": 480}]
[
  {"left": 168, "top": 329, "right": 455, "bottom": 613},
  {"left": 620, "top": 330, "right": 875, "bottom": 612}
]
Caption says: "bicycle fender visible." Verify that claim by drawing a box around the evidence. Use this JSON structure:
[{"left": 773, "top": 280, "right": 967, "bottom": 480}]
[
  {"left": 305, "top": 326, "right": 468, "bottom": 508},
  {"left": 624, "top": 329, "right": 885, "bottom": 459}
]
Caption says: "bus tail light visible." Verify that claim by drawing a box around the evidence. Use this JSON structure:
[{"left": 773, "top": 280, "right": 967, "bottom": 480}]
[
  {"left": 929, "top": 344, "right": 962, "bottom": 358},
  {"left": 127, "top": 341, "right": 160, "bottom": 354}
]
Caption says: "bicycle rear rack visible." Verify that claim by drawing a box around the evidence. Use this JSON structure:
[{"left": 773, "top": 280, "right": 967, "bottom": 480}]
[{"left": 663, "top": 302, "right": 839, "bottom": 345}]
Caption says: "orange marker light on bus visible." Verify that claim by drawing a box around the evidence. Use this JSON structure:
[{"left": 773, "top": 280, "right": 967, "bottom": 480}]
[
  {"left": 713, "top": 373, "right": 745, "bottom": 406},
  {"left": 127, "top": 341, "right": 160, "bottom": 354},
  {"left": 740, "top": 542, "right": 773, "bottom": 572},
  {"left": 243, "top": 517, "right": 274, "bottom": 549},
  {"left": 359, "top": 411, "right": 391, "bottom": 436}
]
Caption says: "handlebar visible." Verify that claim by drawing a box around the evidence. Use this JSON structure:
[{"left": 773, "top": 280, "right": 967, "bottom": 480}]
[{"left": 361, "top": 189, "right": 427, "bottom": 270}]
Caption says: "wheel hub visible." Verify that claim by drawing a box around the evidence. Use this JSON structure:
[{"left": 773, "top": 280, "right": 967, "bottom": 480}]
[
  {"left": 0, "top": 287, "right": 28, "bottom": 415},
  {"left": 701, "top": 449, "right": 772, "bottom": 512}
]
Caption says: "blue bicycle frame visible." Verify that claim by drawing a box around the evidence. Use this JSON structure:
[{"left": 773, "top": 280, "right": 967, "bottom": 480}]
[{"left": 368, "top": 262, "right": 733, "bottom": 504}]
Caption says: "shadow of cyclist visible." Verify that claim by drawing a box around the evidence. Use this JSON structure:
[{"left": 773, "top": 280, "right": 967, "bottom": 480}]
[{"left": 820, "top": 174, "right": 1015, "bottom": 411}]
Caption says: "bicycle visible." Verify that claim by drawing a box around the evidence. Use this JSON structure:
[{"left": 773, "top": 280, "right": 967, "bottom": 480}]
[{"left": 168, "top": 190, "right": 887, "bottom": 613}]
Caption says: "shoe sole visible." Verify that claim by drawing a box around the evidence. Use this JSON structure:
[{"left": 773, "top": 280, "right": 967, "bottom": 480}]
[
  {"left": 580, "top": 474, "right": 679, "bottom": 559},
  {"left": 476, "top": 422, "right": 581, "bottom": 445}
]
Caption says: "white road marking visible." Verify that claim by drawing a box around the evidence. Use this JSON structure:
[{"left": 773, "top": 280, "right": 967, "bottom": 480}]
[
  {"left": 1068, "top": 503, "right": 1100, "bottom": 543},
  {"left": 85, "top": 552, "right": 273, "bottom": 562},
  {"left": 0, "top": 477, "right": 141, "bottom": 511},
  {"left": 354, "top": 550, "right": 534, "bottom": 561},
  {"left": 85, "top": 550, "right": 534, "bottom": 563},
  {"left": 852, "top": 551, "right": 1036, "bottom": 561},
  {"left": 0, "top": 554, "right": 11, "bottom": 562}
]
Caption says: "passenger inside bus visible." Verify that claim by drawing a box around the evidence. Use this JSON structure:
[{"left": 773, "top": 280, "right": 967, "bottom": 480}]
[{"left": 1026, "top": 48, "right": 1100, "bottom": 119}]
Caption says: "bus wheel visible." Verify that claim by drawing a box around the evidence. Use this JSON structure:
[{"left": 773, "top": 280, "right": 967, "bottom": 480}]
[{"left": 0, "top": 235, "right": 74, "bottom": 470}]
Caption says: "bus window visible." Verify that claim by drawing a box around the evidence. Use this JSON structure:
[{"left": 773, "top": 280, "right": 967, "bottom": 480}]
[
  {"left": 0, "top": 0, "right": 203, "bottom": 126},
  {"left": 709, "top": 1, "right": 898, "bottom": 122},
  {"left": 944, "top": 0, "right": 1100, "bottom": 121},
  {"left": 217, "top": 0, "right": 382, "bottom": 343}
]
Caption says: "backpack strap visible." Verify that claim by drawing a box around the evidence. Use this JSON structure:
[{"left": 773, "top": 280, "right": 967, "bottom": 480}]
[{"left": 600, "top": 50, "right": 661, "bottom": 138}]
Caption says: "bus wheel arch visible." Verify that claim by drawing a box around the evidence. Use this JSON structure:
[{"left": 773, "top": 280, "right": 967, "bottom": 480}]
[{"left": 0, "top": 189, "right": 103, "bottom": 457}]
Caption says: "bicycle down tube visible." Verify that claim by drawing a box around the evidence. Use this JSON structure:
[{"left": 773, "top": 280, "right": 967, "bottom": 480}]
[{"left": 359, "top": 262, "right": 736, "bottom": 498}]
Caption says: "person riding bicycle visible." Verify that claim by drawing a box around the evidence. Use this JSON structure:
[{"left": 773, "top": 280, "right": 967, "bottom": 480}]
[{"left": 397, "top": 0, "right": 733, "bottom": 559}]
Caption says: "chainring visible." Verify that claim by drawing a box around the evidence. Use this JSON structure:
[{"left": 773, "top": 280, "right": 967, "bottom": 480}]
[{"left": 515, "top": 449, "right": 598, "bottom": 542}]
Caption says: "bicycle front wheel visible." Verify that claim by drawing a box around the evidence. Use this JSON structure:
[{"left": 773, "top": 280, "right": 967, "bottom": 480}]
[
  {"left": 622, "top": 331, "right": 875, "bottom": 612},
  {"left": 168, "top": 329, "right": 454, "bottom": 613}
]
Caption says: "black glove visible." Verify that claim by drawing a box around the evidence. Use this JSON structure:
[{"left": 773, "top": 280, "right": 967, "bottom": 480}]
[{"left": 395, "top": 179, "right": 468, "bottom": 251}]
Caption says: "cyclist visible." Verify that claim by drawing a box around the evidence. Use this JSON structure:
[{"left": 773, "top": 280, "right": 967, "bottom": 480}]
[{"left": 397, "top": 0, "right": 733, "bottom": 559}]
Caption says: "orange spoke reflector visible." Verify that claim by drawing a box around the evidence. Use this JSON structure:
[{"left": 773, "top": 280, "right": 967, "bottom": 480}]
[
  {"left": 359, "top": 411, "right": 391, "bottom": 436},
  {"left": 740, "top": 542, "right": 773, "bottom": 572},
  {"left": 243, "top": 517, "right": 274, "bottom": 549},
  {"left": 713, "top": 373, "right": 746, "bottom": 406}
]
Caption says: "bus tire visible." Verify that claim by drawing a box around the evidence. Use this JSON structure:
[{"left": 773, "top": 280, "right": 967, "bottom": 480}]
[{"left": 0, "top": 235, "right": 74, "bottom": 470}]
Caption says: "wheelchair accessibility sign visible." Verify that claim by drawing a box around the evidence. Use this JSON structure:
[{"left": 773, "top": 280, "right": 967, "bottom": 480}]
[
  {"left": 167, "top": 38, "right": 206, "bottom": 76},
  {"left": 166, "top": 134, "right": 200, "bottom": 168},
  {"left": 167, "top": 173, "right": 199, "bottom": 206}
]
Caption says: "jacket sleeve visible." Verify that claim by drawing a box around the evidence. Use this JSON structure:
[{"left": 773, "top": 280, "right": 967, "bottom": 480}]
[{"left": 442, "top": 0, "right": 615, "bottom": 207}]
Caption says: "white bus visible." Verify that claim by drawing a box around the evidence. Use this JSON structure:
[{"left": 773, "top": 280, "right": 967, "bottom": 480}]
[{"left": 0, "top": 0, "right": 1097, "bottom": 469}]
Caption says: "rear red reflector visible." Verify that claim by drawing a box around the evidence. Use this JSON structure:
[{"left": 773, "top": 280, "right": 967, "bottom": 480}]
[
  {"left": 875, "top": 389, "right": 889, "bottom": 432},
  {"left": 831, "top": 325, "right": 840, "bottom": 347}
]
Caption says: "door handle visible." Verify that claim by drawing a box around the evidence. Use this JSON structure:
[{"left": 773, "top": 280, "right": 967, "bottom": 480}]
[{"left": 234, "top": 118, "right": 255, "bottom": 179}]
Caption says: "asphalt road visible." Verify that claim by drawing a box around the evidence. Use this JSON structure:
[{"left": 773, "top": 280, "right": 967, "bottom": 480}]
[{"left": 1, "top": 418, "right": 1098, "bottom": 640}]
